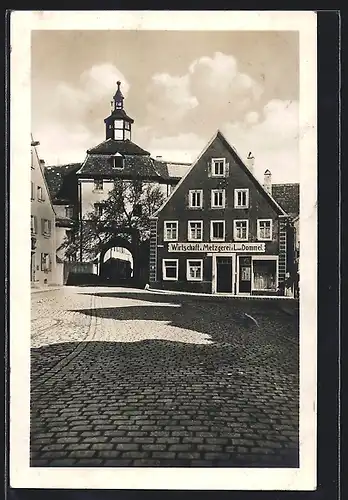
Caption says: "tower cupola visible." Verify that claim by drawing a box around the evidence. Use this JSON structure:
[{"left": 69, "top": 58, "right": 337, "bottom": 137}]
[{"left": 104, "top": 81, "right": 134, "bottom": 141}]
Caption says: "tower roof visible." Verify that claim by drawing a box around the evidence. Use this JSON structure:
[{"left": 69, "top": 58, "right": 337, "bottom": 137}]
[{"left": 113, "top": 80, "right": 124, "bottom": 101}]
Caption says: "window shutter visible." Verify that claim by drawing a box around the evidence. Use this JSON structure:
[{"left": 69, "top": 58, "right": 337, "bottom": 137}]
[
  {"left": 34, "top": 216, "right": 37, "bottom": 234},
  {"left": 225, "top": 162, "right": 230, "bottom": 177},
  {"left": 41, "top": 219, "right": 45, "bottom": 235},
  {"left": 207, "top": 160, "right": 212, "bottom": 177},
  {"left": 186, "top": 192, "right": 190, "bottom": 207},
  {"left": 48, "top": 220, "right": 52, "bottom": 234}
]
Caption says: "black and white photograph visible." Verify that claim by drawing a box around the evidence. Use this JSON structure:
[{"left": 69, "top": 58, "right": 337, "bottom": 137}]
[{"left": 10, "top": 11, "right": 317, "bottom": 491}]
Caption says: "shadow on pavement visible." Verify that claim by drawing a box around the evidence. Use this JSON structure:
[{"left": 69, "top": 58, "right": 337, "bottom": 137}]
[{"left": 31, "top": 293, "right": 299, "bottom": 468}]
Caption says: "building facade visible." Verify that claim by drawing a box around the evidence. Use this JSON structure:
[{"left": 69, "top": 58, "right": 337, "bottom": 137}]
[
  {"left": 149, "top": 131, "right": 294, "bottom": 296},
  {"left": 31, "top": 137, "right": 57, "bottom": 286}
]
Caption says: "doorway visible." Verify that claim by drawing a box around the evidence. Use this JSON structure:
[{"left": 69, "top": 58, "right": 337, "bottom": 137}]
[
  {"left": 237, "top": 256, "right": 252, "bottom": 294},
  {"left": 216, "top": 256, "right": 233, "bottom": 293}
]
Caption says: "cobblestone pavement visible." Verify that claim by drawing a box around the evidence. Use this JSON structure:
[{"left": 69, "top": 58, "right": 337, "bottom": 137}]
[{"left": 31, "top": 286, "right": 299, "bottom": 468}]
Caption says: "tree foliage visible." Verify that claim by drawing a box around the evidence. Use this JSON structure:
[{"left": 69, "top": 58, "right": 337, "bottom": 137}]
[{"left": 61, "top": 179, "right": 165, "bottom": 262}]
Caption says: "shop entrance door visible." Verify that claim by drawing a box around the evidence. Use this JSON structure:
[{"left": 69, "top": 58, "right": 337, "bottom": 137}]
[
  {"left": 216, "top": 256, "right": 233, "bottom": 293},
  {"left": 238, "top": 256, "right": 252, "bottom": 294}
]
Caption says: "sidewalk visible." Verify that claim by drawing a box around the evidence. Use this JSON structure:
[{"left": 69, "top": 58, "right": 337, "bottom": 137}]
[
  {"left": 31, "top": 284, "right": 64, "bottom": 294},
  {"left": 147, "top": 287, "right": 297, "bottom": 301}
]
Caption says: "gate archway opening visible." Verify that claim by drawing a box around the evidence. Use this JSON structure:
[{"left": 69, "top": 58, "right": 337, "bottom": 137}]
[{"left": 99, "top": 235, "right": 136, "bottom": 286}]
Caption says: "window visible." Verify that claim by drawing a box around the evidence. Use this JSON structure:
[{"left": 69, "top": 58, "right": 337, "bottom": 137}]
[
  {"left": 164, "top": 221, "right": 178, "bottom": 241},
  {"left": 133, "top": 204, "right": 142, "bottom": 217},
  {"left": 31, "top": 182, "right": 35, "bottom": 200},
  {"left": 65, "top": 206, "right": 74, "bottom": 219},
  {"left": 163, "top": 259, "right": 179, "bottom": 281},
  {"left": 41, "top": 219, "right": 52, "bottom": 237},
  {"left": 257, "top": 219, "right": 273, "bottom": 240},
  {"left": 94, "top": 179, "right": 103, "bottom": 192},
  {"left": 211, "top": 189, "right": 226, "bottom": 208},
  {"left": 212, "top": 158, "right": 226, "bottom": 177},
  {"left": 188, "top": 221, "right": 203, "bottom": 241},
  {"left": 187, "top": 259, "right": 203, "bottom": 281},
  {"left": 41, "top": 253, "right": 52, "bottom": 272},
  {"left": 113, "top": 154, "right": 124, "bottom": 169},
  {"left": 234, "top": 220, "right": 249, "bottom": 241},
  {"left": 210, "top": 221, "right": 225, "bottom": 241},
  {"left": 252, "top": 258, "right": 277, "bottom": 291},
  {"left": 94, "top": 203, "right": 105, "bottom": 216},
  {"left": 31, "top": 215, "right": 37, "bottom": 234},
  {"left": 234, "top": 189, "right": 249, "bottom": 208},
  {"left": 37, "top": 186, "right": 45, "bottom": 202},
  {"left": 189, "top": 190, "right": 203, "bottom": 208}
]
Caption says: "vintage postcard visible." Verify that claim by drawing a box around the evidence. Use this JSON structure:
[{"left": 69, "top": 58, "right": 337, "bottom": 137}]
[{"left": 10, "top": 10, "right": 317, "bottom": 490}]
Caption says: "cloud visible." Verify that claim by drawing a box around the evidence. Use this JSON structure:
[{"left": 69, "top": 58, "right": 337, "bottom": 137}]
[
  {"left": 146, "top": 73, "right": 198, "bottom": 125},
  {"left": 135, "top": 99, "right": 299, "bottom": 183},
  {"left": 145, "top": 51, "right": 264, "bottom": 135},
  {"left": 221, "top": 99, "right": 299, "bottom": 183},
  {"left": 33, "top": 122, "right": 99, "bottom": 165}
]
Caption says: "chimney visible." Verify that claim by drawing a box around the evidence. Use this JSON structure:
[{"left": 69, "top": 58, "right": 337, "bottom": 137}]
[
  {"left": 40, "top": 159, "right": 45, "bottom": 167},
  {"left": 263, "top": 169, "right": 272, "bottom": 195},
  {"left": 156, "top": 155, "right": 162, "bottom": 160},
  {"left": 246, "top": 151, "right": 255, "bottom": 174}
]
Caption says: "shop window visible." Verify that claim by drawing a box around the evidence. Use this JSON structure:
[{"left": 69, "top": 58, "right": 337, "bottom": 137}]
[
  {"left": 31, "top": 215, "right": 37, "bottom": 234},
  {"left": 162, "top": 259, "right": 179, "bottom": 281},
  {"left": 188, "top": 220, "right": 203, "bottom": 241},
  {"left": 211, "top": 189, "right": 226, "bottom": 208},
  {"left": 41, "top": 218, "right": 52, "bottom": 237},
  {"left": 257, "top": 219, "right": 273, "bottom": 240},
  {"left": 234, "top": 188, "right": 249, "bottom": 208},
  {"left": 187, "top": 259, "right": 203, "bottom": 281},
  {"left": 252, "top": 259, "right": 277, "bottom": 291},
  {"left": 234, "top": 219, "right": 249, "bottom": 241},
  {"left": 189, "top": 190, "right": 203, "bottom": 208},
  {"left": 164, "top": 221, "right": 178, "bottom": 241},
  {"left": 94, "top": 179, "right": 103, "bottom": 192},
  {"left": 210, "top": 221, "right": 225, "bottom": 241},
  {"left": 211, "top": 158, "right": 226, "bottom": 177}
]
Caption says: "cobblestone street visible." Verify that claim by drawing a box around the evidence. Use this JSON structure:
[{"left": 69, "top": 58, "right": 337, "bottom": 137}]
[{"left": 31, "top": 286, "right": 299, "bottom": 468}]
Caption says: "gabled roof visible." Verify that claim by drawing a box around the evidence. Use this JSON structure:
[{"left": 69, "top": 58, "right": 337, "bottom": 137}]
[
  {"left": 87, "top": 138, "right": 150, "bottom": 156},
  {"left": 44, "top": 163, "right": 81, "bottom": 203},
  {"left": 77, "top": 154, "right": 165, "bottom": 179},
  {"left": 152, "top": 130, "right": 287, "bottom": 218},
  {"left": 272, "top": 183, "right": 300, "bottom": 218}
]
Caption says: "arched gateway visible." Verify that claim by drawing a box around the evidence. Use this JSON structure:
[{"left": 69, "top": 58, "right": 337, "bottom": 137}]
[{"left": 97, "top": 227, "right": 149, "bottom": 287}]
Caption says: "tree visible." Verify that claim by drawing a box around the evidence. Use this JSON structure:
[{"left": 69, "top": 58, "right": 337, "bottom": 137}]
[{"left": 61, "top": 178, "right": 166, "bottom": 262}]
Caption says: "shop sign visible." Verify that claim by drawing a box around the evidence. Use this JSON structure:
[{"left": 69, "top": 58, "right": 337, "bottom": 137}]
[{"left": 168, "top": 242, "right": 266, "bottom": 253}]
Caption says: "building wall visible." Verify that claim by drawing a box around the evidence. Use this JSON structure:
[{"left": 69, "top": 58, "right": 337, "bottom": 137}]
[
  {"left": 31, "top": 145, "right": 57, "bottom": 286},
  {"left": 151, "top": 133, "right": 287, "bottom": 296},
  {"left": 79, "top": 178, "right": 170, "bottom": 218}
]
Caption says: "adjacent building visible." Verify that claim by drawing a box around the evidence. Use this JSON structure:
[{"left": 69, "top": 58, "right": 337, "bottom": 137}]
[
  {"left": 149, "top": 130, "right": 295, "bottom": 296},
  {"left": 30, "top": 137, "right": 57, "bottom": 286}
]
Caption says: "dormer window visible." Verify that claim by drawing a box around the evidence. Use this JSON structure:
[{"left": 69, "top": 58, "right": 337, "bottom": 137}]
[{"left": 113, "top": 153, "right": 124, "bottom": 169}]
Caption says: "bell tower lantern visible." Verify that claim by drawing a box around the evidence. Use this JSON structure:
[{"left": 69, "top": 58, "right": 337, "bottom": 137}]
[{"left": 104, "top": 81, "right": 134, "bottom": 141}]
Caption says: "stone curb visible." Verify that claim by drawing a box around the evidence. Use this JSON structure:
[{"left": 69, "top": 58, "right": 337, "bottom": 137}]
[
  {"left": 31, "top": 286, "right": 64, "bottom": 294},
  {"left": 147, "top": 287, "right": 298, "bottom": 302}
]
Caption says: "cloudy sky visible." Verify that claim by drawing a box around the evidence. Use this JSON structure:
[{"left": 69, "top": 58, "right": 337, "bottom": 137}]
[{"left": 32, "top": 30, "right": 299, "bottom": 183}]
